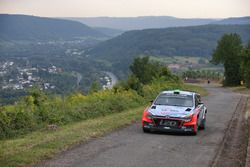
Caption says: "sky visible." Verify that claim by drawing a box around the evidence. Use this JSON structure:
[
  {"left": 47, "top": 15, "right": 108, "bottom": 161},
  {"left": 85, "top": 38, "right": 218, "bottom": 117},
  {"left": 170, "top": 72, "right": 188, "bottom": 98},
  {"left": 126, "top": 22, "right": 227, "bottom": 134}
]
[{"left": 0, "top": 0, "right": 249, "bottom": 18}]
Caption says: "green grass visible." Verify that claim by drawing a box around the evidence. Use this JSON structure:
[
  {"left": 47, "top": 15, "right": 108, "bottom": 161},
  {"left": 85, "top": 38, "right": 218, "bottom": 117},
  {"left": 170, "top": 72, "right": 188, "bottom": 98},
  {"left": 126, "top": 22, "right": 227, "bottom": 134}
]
[
  {"left": 0, "top": 106, "right": 145, "bottom": 167},
  {"left": 182, "top": 84, "right": 209, "bottom": 96},
  {"left": 0, "top": 84, "right": 207, "bottom": 167},
  {"left": 148, "top": 56, "right": 223, "bottom": 72}
]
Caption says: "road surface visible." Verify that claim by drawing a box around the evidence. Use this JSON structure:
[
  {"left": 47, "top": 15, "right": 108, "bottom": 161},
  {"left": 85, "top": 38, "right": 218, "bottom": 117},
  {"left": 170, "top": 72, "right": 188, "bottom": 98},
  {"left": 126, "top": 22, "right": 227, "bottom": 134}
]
[{"left": 36, "top": 85, "right": 244, "bottom": 167}]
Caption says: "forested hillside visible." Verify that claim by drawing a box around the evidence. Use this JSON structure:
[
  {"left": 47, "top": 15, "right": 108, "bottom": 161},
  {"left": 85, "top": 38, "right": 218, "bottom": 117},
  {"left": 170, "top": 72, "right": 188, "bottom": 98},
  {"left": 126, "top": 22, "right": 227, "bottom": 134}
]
[
  {"left": 0, "top": 14, "right": 106, "bottom": 41},
  {"left": 93, "top": 27, "right": 124, "bottom": 37},
  {"left": 88, "top": 24, "right": 250, "bottom": 68}
]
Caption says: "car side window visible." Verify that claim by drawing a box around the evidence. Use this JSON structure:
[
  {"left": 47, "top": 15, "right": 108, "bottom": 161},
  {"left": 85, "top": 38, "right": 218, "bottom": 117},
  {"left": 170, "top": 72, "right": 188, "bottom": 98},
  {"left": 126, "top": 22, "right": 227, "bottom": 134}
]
[
  {"left": 195, "top": 95, "right": 200, "bottom": 107},
  {"left": 197, "top": 94, "right": 201, "bottom": 103}
]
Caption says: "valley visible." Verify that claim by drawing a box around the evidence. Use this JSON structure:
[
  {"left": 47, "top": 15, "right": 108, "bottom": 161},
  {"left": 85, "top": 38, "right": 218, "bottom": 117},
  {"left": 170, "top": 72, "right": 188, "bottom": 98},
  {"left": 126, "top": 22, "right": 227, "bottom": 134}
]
[
  {"left": 0, "top": 14, "right": 250, "bottom": 105},
  {"left": 1, "top": 1, "right": 250, "bottom": 167},
  {"left": 0, "top": 38, "right": 110, "bottom": 104}
]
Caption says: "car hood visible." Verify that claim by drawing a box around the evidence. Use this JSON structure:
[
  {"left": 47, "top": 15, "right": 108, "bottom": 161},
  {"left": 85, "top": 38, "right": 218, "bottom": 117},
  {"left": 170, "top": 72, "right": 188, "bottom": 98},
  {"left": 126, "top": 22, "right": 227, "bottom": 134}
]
[{"left": 148, "top": 105, "right": 195, "bottom": 118}]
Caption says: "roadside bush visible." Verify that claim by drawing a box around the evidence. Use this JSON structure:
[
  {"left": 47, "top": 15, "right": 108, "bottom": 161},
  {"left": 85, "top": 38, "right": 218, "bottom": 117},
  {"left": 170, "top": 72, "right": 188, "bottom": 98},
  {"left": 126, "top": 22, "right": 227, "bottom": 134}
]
[
  {"left": 0, "top": 108, "right": 37, "bottom": 139},
  {"left": 142, "top": 78, "right": 182, "bottom": 101},
  {"left": 241, "top": 42, "right": 250, "bottom": 88},
  {"left": 0, "top": 110, "right": 11, "bottom": 139},
  {"left": 0, "top": 57, "right": 184, "bottom": 140},
  {"left": 11, "top": 110, "right": 35, "bottom": 130},
  {"left": 65, "top": 89, "right": 145, "bottom": 121},
  {"left": 0, "top": 88, "right": 145, "bottom": 139}
]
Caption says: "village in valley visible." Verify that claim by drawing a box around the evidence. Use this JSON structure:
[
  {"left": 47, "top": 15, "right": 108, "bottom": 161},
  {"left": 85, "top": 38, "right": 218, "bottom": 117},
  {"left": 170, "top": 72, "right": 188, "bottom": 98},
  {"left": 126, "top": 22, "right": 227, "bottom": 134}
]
[{"left": 0, "top": 61, "right": 61, "bottom": 90}]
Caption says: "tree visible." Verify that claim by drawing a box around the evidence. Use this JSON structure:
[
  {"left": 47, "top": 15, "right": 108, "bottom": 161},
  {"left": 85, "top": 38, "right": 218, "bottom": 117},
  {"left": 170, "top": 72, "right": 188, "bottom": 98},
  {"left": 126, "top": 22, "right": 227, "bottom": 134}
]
[
  {"left": 211, "top": 33, "right": 243, "bottom": 86},
  {"left": 130, "top": 56, "right": 160, "bottom": 84},
  {"left": 126, "top": 56, "right": 179, "bottom": 94},
  {"left": 28, "top": 87, "right": 47, "bottom": 106},
  {"left": 127, "top": 75, "right": 143, "bottom": 94},
  {"left": 241, "top": 42, "right": 250, "bottom": 88},
  {"left": 129, "top": 56, "right": 175, "bottom": 84}
]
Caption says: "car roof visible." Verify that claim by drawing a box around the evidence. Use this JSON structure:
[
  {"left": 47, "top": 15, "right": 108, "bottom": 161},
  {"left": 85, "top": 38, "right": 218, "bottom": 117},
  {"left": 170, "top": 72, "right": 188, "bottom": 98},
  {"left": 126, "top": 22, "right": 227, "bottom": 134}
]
[{"left": 160, "top": 90, "right": 196, "bottom": 96}]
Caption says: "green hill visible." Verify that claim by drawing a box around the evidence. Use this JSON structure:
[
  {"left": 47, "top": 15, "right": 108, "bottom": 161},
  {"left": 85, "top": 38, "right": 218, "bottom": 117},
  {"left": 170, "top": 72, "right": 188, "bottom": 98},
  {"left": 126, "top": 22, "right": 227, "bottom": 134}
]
[
  {"left": 93, "top": 27, "right": 124, "bottom": 37},
  {"left": 87, "top": 24, "right": 250, "bottom": 77},
  {"left": 0, "top": 14, "right": 106, "bottom": 41},
  {"left": 88, "top": 24, "right": 249, "bottom": 60}
]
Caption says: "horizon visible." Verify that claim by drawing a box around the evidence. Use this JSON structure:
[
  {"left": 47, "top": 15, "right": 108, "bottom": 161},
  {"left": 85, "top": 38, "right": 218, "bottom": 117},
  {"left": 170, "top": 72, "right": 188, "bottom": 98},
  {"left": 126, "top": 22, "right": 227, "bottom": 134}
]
[
  {"left": 0, "top": 0, "right": 249, "bottom": 18},
  {"left": 1, "top": 13, "right": 250, "bottom": 20}
]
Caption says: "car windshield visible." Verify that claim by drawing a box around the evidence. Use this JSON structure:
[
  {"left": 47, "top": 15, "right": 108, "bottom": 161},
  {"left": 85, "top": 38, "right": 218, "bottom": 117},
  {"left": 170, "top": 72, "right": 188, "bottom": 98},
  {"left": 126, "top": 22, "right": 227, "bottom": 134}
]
[{"left": 154, "top": 94, "right": 193, "bottom": 107}]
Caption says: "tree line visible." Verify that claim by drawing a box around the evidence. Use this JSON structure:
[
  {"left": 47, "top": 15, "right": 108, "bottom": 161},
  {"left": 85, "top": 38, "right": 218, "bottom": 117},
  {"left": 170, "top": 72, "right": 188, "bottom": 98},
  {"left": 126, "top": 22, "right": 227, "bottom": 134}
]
[{"left": 211, "top": 33, "right": 250, "bottom": 87}]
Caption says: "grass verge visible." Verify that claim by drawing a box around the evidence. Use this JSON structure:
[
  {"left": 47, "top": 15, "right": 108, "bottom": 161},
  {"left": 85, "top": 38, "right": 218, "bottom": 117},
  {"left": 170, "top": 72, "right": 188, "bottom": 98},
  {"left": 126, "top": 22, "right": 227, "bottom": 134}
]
[
  {"left": 182, "top": 84, "right": 209, "bottom": 96},
  {"left": 231, "top": 86, "right": 250, "bottom": 95},
  {"left": 0, "top": 106, "right": 145, "bottom": 167},
  {"left": 231, "top": 86, "right": 250, "bottom": 167},
  {"left": 231, "top": 86, "right": 250, "bottom": 118},
  {"left": 0, "top": 84, "right": 207, "bottom": 167}
]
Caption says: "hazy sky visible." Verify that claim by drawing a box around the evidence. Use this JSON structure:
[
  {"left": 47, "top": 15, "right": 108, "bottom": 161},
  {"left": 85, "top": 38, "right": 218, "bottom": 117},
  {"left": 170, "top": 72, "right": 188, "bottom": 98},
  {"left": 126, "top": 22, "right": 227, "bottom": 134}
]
[{"left": 0, "top": 0, "right": 249, "bottom": 18}]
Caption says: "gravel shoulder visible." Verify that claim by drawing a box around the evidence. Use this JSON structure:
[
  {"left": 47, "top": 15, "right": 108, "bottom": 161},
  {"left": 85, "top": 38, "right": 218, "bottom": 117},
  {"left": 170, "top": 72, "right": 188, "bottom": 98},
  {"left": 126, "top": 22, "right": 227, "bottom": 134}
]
[
  {"left": 36, "top": 85, "right": 246, "bottom": 167},
  {"left": 211, "top": 95, "right": 248, "bottom": 167}
]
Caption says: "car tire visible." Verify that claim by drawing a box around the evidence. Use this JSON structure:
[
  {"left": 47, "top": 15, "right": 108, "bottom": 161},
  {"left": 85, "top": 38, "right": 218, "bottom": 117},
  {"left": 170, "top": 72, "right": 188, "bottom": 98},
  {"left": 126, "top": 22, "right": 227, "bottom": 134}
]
[
  {"left": 199, "top": 113, "right": 206, "bottom": 130},
  {"left": 143, "top": 128, "right": 150, "bottom": 133},
  {"left": 192, "top": 122, "right": 199, "bottom": 136},
  {"left": 199, "top": 118, "right": 206, "bottom": 130}
]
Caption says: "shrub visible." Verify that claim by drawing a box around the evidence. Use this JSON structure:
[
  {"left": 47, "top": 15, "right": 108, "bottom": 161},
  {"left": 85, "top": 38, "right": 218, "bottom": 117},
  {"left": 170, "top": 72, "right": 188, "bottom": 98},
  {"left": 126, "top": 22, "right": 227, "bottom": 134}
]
[
  {"left": 0, "top": 110, "right": 11, "bottom": 139},
  {"left": 142, "top": 78, "right": 182, "bottom": 101},
  {"left": 0, "top": 68, "right": 182, "bottom": 140}
]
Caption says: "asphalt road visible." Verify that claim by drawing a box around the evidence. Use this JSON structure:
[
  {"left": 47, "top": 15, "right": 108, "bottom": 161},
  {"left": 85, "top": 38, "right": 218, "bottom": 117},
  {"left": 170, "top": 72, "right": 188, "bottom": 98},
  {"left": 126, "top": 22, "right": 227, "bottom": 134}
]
[{"left": 37, "top": 85, "right": 242, "bottom": 167}]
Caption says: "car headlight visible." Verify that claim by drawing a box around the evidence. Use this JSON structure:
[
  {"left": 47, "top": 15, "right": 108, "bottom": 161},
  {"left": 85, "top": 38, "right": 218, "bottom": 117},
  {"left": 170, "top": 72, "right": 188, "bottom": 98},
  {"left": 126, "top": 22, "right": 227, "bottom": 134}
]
[
  {"left": 183, "top": 115, "right": 193, "bottom": 122},
  {"left": 147, "top": 112, "right": 153, "bottom": 120}
]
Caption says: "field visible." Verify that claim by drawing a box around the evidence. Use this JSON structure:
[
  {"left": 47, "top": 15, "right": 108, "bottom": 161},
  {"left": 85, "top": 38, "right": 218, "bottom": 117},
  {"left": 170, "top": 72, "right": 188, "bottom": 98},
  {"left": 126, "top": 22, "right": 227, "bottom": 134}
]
[{"left": 149, "top": 56, "right": 223, "bottom": 72}]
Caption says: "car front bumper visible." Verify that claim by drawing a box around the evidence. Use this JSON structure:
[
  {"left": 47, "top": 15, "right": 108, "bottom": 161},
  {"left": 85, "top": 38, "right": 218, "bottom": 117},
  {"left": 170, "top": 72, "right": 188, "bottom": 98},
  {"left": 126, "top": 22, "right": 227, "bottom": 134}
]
[{"left": 143, "top": 121, "right": 195, "bottom": 133}]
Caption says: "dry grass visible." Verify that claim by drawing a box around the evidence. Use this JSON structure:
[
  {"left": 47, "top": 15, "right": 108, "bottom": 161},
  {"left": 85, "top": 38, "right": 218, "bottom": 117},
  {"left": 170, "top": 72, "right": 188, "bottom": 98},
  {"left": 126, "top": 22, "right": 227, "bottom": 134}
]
[
  {"left": 231, "top": 86, "right": 250, "bottom": 118},
  {"left": 231, "top": 86, "right": 250, "bottom": 95},
  {"left": 182, "top": 84, "right": 209, "bottom": 96}
]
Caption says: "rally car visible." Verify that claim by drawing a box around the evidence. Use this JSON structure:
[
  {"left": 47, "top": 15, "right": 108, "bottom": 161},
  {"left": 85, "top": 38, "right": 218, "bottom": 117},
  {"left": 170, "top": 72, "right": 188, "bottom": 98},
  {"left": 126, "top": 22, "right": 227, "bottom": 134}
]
[{"left": 142, "top": 90, "right": 207, "bottom": 135}]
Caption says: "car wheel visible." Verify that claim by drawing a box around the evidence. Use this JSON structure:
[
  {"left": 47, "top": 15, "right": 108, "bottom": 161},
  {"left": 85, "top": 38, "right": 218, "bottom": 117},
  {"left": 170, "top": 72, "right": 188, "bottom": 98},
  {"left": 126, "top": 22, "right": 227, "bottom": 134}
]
[
  {"left": 143, "top": 128, "right": 150, "bottom": 133},
  {"left": 199, "top": 117, "right": 206, "bottom": 130},
  {"left": 192, "top": 122, "right": 199, "bottom": 136}
]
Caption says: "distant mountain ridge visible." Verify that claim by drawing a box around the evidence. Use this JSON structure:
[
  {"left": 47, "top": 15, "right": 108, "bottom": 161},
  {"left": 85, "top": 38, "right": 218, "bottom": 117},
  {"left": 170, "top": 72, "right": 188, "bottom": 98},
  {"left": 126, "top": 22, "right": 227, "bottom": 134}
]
[
  {"left": 87, "top": 24, "right": 250, "bottom": 69},
  {"left": 64, "top": 16, "right": 250, "bottom": 31},
  {"left": 211, "top": 16, "right": 250, "bottom": 25},
  {"left": 63, "top": 16, "right": 217, "bottom": 30},
  {"left": 0, "top": 14, "right": 106, "bottom": 41},
  {"left": 93, "top": 27, "right": 124, "bottom": 37}
]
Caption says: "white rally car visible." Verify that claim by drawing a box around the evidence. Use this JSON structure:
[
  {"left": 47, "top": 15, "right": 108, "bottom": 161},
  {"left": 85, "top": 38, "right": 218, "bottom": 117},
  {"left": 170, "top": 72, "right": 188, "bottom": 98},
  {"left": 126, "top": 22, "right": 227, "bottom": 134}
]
[{"left": 142, "top": 90, "right": 207, "bottom": 135}]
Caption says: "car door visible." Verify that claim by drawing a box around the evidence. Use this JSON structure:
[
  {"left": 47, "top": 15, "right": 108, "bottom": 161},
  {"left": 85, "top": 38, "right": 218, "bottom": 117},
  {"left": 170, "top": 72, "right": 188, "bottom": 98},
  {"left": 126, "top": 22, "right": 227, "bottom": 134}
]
[
  {"left": 195, "top": 94, "right": 204, "bottom": 125},
  {"left": 198, "top": 94, "right": 206, "bottom": 121}
]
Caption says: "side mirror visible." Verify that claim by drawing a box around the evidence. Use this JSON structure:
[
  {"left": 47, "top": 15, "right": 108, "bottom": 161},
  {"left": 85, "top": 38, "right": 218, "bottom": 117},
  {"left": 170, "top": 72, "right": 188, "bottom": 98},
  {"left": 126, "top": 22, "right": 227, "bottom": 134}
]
[{"left": 150, "top": 100, "right": 154, "bottom": 103}]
